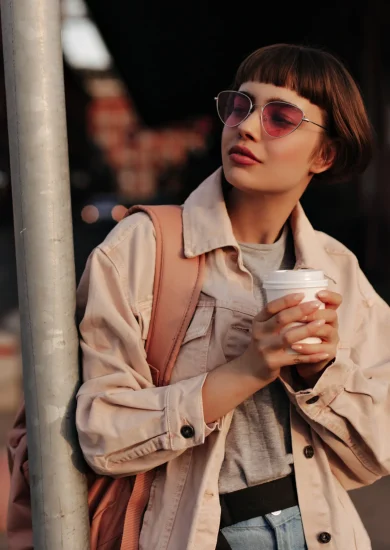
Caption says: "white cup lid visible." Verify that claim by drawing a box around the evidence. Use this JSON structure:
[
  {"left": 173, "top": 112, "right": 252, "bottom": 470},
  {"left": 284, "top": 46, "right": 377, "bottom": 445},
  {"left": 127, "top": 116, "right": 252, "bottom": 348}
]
[{"left": 263, "top": 269, "right": 328, "bottom": 288}]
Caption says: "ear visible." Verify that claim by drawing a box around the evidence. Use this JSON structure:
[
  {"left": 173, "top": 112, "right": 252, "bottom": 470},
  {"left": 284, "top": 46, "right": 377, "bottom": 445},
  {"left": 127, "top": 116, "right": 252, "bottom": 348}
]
[{"left": 310, "top": 140, "right": 337, "bottom": 175}]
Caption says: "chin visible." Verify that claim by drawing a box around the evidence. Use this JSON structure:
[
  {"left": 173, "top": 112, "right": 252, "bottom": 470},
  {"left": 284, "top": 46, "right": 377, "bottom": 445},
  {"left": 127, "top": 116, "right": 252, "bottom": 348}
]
[
  {"left": 223, "top": 163, "right": 271, "bottom": 194},
  {"left": 224, "top": 160, "right": 255, "bottom": 184}
]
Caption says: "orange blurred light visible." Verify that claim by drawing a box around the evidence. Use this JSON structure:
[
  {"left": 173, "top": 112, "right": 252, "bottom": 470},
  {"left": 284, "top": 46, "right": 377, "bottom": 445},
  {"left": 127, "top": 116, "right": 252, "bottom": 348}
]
[
  {"left": 111, "top": 204, "right": 127, "bottom": 222},
  {"left": 81, "top": 205, "right": 99, "bottom": 223}
]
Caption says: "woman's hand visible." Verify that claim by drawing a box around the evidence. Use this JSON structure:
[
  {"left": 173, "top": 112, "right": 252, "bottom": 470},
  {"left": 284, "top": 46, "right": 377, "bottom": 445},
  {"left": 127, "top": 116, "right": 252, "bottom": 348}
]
[
  {"left": 203, "top": 291, "right": 341, "bottom": 424},
  {"left": 242, "top": 293, "right": 332, "bottom": 384},
  {"left": 290, "top": 290, "right": 342, "bottom": 383}
]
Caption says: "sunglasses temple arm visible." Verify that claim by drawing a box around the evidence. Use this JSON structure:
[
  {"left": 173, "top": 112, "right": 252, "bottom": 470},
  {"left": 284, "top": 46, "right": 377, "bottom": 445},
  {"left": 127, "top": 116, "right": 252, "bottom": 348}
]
[{"left": 304, "top": 118, "right": 327, "bottom": 131}]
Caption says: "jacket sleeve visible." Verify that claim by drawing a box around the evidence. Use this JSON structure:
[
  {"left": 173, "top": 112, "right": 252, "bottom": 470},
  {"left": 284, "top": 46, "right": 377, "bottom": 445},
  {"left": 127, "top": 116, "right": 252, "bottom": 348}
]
[
  {"left": 282, "top": 265, "right": 390, "bottom": 489},
  {"left": 76, "top": 234, "right": 218, "bottom": 478}
]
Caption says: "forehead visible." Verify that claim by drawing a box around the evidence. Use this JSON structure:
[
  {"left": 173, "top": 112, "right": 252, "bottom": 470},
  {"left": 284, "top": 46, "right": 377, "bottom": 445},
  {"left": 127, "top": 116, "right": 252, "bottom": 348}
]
[{"left": 238, "top": 81, "right": 319, "bottom": 115}]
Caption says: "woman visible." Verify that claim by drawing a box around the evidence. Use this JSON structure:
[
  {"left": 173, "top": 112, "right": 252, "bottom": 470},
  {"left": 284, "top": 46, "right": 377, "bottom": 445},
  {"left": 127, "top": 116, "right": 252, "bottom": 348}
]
[{"left": 76, "top": 44, "right": 390, "bottom": 550}]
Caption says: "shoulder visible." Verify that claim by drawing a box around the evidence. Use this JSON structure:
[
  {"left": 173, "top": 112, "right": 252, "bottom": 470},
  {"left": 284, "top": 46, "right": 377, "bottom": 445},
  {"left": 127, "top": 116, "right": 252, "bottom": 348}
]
[
  {"left": 315, "top": 230, "right": 382, "bottom": 307},
  {"left": 85, "top": 212, "right": 157, "bottom": 309},
  {"left": 315, "top": 230, "right": 355, "bottom": 257},
  {"left": 98, "top": 212, "right": 156, "bottom": 259}
]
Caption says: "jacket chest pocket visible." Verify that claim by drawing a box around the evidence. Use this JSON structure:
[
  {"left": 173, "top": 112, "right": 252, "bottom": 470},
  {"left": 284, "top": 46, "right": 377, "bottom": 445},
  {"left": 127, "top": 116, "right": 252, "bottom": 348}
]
[
  {"left": 171, "top": 304, "right": 214, "bottom": 383},
  {"left": 222, "top": 310, "right": 254, "bottom": 363}
]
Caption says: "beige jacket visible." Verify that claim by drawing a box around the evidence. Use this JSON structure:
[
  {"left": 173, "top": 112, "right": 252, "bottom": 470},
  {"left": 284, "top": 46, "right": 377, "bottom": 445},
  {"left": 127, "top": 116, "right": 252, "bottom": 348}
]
[{"left": 76, "top": 168, "right": 390, "bottom": 550}]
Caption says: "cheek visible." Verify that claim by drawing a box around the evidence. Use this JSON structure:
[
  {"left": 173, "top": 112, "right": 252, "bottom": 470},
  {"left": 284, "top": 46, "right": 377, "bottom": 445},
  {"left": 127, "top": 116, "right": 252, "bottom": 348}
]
[
  {"left": 221, "top": 127, "right": 237, "bottom": 164},
  {"left": 221, "top": 127, "right": 232, "bottom": 152},
  {"left": 267, "top": 135, "right": 317, "bottom": 168}
]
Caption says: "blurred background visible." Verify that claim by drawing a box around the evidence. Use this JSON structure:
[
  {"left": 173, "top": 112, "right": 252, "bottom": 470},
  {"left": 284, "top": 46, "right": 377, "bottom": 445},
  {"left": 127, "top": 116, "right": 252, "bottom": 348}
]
[{"left": 0, "top": 0, "right": 390, "bottom": 548}]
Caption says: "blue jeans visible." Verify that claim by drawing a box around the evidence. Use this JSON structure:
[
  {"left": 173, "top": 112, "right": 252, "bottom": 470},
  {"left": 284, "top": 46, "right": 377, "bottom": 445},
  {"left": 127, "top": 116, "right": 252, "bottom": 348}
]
[{"left": 221, "top": 505, "right": 307, "bottom": 550}]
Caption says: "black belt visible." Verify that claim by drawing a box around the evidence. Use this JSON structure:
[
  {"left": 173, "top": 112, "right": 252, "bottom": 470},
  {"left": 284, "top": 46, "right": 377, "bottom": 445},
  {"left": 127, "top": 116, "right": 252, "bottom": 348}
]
[{"left": 217, "top": 474, "right": 298, "bottom": 549}]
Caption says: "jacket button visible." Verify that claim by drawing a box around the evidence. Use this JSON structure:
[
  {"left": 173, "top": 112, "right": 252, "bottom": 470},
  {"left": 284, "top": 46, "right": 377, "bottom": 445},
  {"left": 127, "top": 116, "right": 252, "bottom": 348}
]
[
  {"left": 303, "top": 445, "right": 314, "bottom": 459},
  {"left": 306, "top": 395, "right": 319, "bottom": 404},
  {"left": 180, "top": 425, "right": 195, "bottom": 439},
  {"left": 318, "top": 532, "right": 332, "bottom": 543}
]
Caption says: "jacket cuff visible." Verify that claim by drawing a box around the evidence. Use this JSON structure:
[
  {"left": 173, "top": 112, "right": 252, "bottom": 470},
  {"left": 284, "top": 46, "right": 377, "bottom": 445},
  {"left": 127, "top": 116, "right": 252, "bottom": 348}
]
[
  {"left": 280, "top": 353, "right": 355, "bottom": 420},
  {"left": 166, "top": 373, "right": 220, "bottom": 451}
]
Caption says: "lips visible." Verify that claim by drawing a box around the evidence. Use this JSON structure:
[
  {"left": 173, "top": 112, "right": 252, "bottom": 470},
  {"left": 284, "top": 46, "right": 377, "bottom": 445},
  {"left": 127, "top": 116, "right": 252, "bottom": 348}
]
[{"left": 228, "top": 145, "right": 261, "bottom": 162}]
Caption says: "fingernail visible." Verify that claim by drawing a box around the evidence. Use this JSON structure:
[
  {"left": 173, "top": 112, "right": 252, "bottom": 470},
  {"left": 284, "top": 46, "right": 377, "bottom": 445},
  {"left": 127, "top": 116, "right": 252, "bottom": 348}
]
[
  {"left": 312, "top": 319, "right": 326, "bottom": 326},
  {"left": 301, "top": 316, "right": 308, "bottom": 321},
  {"left": 292, "top": 293, "right": 305, "bottom": 300},
  {"left": 317, "top": 291, "right": 328, "bottom": 298},
  {"left": 291, "top": 344, "right": 303, "bottom": 350},
  {"left": 303, "top": 301, "right": 321, "bottom": 311}
]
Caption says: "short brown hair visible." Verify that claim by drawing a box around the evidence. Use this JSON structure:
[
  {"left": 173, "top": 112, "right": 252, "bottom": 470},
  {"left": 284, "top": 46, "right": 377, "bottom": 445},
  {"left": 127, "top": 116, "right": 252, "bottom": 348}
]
[{"left": 233, "top": 44, "right": 374, "bottom": 183}]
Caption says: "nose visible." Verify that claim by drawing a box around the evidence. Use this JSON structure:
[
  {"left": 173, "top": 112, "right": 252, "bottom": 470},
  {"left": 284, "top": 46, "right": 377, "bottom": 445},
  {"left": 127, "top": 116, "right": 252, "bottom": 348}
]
[{"left": 237, "top": 109, "right": 261, "bottom": 141}]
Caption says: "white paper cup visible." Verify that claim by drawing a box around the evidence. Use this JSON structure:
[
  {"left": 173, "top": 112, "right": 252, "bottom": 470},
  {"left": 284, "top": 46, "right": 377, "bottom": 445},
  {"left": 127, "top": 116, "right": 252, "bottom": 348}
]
[{"left": 263, "top": 269, "right": 328, "bottom": 349}]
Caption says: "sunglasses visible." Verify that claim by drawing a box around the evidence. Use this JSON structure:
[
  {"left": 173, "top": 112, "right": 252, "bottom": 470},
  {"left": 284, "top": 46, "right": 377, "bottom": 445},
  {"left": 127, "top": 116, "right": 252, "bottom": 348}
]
[{"left": 215, "top": 90, "right": 327, "bottom": 139}]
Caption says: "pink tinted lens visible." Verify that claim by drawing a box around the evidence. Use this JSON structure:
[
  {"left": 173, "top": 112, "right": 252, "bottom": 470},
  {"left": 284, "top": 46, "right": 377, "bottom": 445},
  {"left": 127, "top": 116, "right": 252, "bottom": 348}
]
[
  {"left": 262, "top": 102, "right": 303, "bottom": 137},
  {"left": 217, "top": 91, "right": 251, "bottom": 127}
]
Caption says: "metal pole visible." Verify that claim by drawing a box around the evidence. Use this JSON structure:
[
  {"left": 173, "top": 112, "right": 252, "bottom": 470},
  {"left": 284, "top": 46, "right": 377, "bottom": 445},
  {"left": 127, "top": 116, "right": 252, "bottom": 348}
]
[{"left": 1, "top": 1, "right": 90, "bottom": 548}]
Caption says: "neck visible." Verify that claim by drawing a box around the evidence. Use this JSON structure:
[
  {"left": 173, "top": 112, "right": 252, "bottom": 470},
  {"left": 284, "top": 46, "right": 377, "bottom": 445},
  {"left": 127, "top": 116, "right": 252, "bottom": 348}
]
[{"left": 227, "top": 188, "right": 303, "bottom": 244}]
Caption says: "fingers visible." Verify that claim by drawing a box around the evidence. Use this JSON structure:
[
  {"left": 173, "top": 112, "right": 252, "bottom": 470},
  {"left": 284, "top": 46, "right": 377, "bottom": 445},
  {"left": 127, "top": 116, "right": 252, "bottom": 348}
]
[
  {"left": 291, "top": 341, "right": 336, "bottom": 355},
  {"left": 290, "top": 319, "right": 337, "bottom": 352},
  {"left": 271, "top": 301, "right": 323, "bottom": 332},
  {"left": 311, "top": 324, "right": 334, "bottom": 341},
  {"left": 300, "top": 308, "right": 338, "bottom": 326},
  {"left": 251, "top": 291, "right": 341, "bottom": 376},
  {"left": 257, "top": 291, "right": 342, "bottom": 325},
  {"left": 290, "top": 352, "right": 331, "bottom": 364},
  {"left": 289, "top": 323, "right": 334, "bottom": 344},
  {"left": 317, "top": 290, "right": 342, "bottom": 310},
  {"left": 266, "top": 319, "right": 326, "bottom": 350},
  {"left": 271, "top": 350, "right": 331, "bottom": 368},
  {"left": 256, "top": 300, "right": 323, "bottom": 335},
  {"left": 256, "top": 293, "right": 305, "bottom": 322}
]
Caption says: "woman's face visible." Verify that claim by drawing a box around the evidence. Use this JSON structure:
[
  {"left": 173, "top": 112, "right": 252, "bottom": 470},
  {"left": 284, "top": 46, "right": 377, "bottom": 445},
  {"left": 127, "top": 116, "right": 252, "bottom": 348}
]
[{"left": 221, "top": 82, "right": 329, "bottom": 196}]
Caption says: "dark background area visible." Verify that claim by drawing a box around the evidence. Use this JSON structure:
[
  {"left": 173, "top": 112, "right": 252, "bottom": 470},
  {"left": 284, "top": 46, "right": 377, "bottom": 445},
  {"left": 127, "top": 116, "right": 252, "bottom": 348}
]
[
  {"left": 72, "top": 0, "right": 390, "bottom": 297},
  {"left": 0, "top": 1, "right": 389, "bottom": 310}
]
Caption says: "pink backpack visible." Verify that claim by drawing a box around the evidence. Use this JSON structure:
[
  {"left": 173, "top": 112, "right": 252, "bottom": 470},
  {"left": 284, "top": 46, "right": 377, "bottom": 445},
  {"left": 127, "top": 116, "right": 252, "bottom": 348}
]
[{"left": 6, "top": 205, "right": 206, "bottom": 550}]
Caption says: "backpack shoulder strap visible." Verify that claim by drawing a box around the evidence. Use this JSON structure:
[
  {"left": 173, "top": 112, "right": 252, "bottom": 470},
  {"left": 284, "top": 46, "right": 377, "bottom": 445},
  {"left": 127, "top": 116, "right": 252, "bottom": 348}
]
[
  {"left": 126, "top": 204, "right": 205, "bottom": 387},
  {"left": 119, "top": 205, "right": 205, "bottom": 550}
]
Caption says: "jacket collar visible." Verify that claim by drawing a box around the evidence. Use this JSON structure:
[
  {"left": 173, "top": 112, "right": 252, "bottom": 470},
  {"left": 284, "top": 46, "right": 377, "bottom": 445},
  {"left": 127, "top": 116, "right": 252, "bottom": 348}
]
[{"left": 182, "top": 167, "right": 338, "bottom": 283}]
